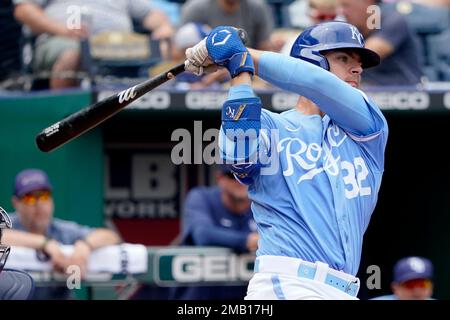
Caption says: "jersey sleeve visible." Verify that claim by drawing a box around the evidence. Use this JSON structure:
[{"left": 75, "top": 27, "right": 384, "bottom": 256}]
[
  {"left": 371, "top": 9, "right": 409, "bottom": 51},
  {"left": 258, "top": 51, "right": 388, "bottom": 138},
  {"left": 343, "top": 91, "right": 388, "bottom": 171}
]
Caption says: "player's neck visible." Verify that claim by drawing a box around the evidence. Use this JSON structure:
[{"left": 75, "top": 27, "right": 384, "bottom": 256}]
[{"left": 295, "top": 97, "right": 323, "bottom": 117}]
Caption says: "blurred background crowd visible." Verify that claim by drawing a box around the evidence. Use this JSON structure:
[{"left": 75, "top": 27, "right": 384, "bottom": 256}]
[{"left": 1, "top": 0, "right": 450, "bottom": 91}]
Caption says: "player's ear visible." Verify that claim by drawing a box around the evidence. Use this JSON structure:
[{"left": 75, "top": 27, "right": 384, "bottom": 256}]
[
  {"left": 391, "top": 282, "right": 399, "bottom": 293},
  {"left": 11, "top": 196, "right": 20, "bottom": 209}
]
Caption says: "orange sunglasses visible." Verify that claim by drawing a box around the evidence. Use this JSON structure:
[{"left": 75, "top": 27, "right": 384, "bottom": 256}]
[
  {"left": 20, "top": 190, "right": 52, "bottom": 205},
  {"left": 401, "top": 279, "right": 432, "bottom": 290}
]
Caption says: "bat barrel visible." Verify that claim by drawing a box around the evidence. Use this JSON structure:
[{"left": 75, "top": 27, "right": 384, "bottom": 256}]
[
  {"left": 35, "top": 64, "right": 185, "bottom": 152},
  {"left": 34, "top": 28, "right": 248, "bottom": 153}
]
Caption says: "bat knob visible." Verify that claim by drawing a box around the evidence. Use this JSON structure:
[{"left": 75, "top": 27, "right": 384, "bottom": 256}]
[{"left": 237, "top": 28, "right": 249, "bottom": 45}]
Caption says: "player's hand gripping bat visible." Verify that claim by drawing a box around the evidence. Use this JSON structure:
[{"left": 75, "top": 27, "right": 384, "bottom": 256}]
[{"left": 35, "top": 29, "right": 248, "bottom": 152}]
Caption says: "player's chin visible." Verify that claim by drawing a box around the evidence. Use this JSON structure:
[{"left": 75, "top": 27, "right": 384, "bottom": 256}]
[{"left": 346, "top": 81, "right": 359, "bottom": 88}]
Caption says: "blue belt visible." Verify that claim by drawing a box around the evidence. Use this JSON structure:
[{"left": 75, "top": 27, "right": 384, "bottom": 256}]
[
  {"left": 297, "top": 264, "right": 359, "bottom": 297},
  {"left": 254, "top": 258, "right": 359, "bottom": 297}
]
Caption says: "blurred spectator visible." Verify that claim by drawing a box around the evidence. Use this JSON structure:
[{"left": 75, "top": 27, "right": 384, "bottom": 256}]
[
  {"left": 338, "top": 0, "right": 424, "bottom": 86},
  {"left": 284, "top": 0, "right": 310, "bottom": 29},
  {"left": 2, "top": 168, "right": 121, "bottom": 299},
  {"left": 172, "top": 22, "right": 211, "bottom": 61},
  {"left": 279, "top": 0, "right": 339, "bottom": 55},
  {"left": 170, "top": 22, "right": 227, "bottom": 90},
  {"left": 393, "top": 0, "right": 450, "bottom": 8},
  {"left": 149, "top": 0, "right": 181, "bottom": 26},
  {"left": 372, "top": 256, "right": 434, "bottom": 300},
  {"left": 285, "top": 0, "right": 340, "bottom": 30},
  {"left": 0, "top": 1, "right": 22, "bottom": 84},
  {"left": 308, "top": 0, "right": 338, "bottom": 24},
  {"left": 422, "top": 0, "right": 450, "bottom": 7},
  {"left": 180, "top": 0, "right": 275, "bottom": 50},
  {"left": 13, "top": 0, "right": 174, "bottom": 89},
  {"left": 0, "top": 207, "right": 12, "bottom": 275},
  {"left": 169, "top": 168, "right": 257, "bottom": 300}
]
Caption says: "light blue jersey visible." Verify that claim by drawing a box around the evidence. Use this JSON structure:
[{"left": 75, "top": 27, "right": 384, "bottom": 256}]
[
  {"left": 371, "top": 294, "right": 398, "bottom": 300},
  {"left": 219, "top": 52, "right": 388, "bottom": 275}
]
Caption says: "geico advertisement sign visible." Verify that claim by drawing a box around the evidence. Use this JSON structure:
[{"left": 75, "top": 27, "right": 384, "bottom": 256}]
[
  {"left": 270, "top": 91, "right": 431, "bottom": 111},
  {"left": 185, "top": 92, "right": 228, "bottom": 110},
  {"left": 156, "top": 254, "right": 255, "bottom": 284},
  {"left": 368, "top": 91, "right": 430, "bottom": 110},
  {"left": 99, "top": 90, "right": 435, "bottom": 111}
]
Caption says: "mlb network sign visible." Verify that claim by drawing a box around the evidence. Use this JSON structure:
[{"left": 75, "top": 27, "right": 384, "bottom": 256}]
[{"left": 155, "top": 252, "right": 255, "bottom": 285}]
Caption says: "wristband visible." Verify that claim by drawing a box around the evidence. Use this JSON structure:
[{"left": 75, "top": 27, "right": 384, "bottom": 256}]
[
  {"left": 40, "top": 236, "right": 52, "bottom": 252},
  {"left": 221, "top": 96, "right": 262, "bottom": 134},
  {"left": 37, "top": 236, "right": 52, "bottom": 260},
  {"left": 226, "top": 52, "right": 255, "bottom": 78}
]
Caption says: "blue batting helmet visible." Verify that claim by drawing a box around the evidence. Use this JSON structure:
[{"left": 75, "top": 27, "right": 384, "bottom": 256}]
[{"left": 290, "top": 21, "right": 380, "bottom": 70}]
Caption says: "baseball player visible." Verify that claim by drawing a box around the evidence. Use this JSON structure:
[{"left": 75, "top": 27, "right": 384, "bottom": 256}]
[{"left": 185, "top": 21, "right": 388, "bottom": 299}]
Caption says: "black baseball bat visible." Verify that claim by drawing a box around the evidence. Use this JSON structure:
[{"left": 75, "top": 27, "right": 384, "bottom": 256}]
[{"left": 35, "top": 29, "right": 248, "bottom": 152}]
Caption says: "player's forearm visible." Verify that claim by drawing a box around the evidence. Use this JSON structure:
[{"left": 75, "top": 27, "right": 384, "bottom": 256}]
[
  {"left": 230, "top": 72, "right": 252, "bottom": 87},
  {"left": 14, "top": 3, "right": 67, "bottom": 35},
  {"left": 82, "top": 229, "right": 121, "bottom": 250},
  {"left": 257, "top": 51, "right": 383, "bottom": 135},
  {"left": 143, "top": 10, "right": 171, "bottom": 34},
  {"left": 1, "top": 229, "right": 47, "bottom": 249},
  {"left": 192, "top": 227, "right": 249, "bottom": 252}
]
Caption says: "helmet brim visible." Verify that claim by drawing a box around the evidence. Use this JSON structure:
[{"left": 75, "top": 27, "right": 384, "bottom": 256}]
[{"left": 320, "top": 46, "right": 381, "bottom": 69}]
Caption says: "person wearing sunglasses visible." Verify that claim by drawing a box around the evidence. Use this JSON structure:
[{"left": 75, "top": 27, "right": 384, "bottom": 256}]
[
  {"left": 1, "top": 168, "right": 121, "bottom": 299},
  {"left": 372, "top": 256, "right": 434, "bottom": 300},
  {"left": 337, "top": 0, "right": 423, "bottom": 86}
]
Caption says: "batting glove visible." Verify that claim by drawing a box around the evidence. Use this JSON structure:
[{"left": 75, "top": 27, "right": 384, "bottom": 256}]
[
  {"left": 206, "top": 26, "right": 254, "bottom": 78},
  {"left": 184, "top": 38, "right": 219, "bottom": 76}
]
